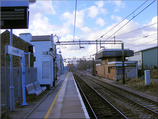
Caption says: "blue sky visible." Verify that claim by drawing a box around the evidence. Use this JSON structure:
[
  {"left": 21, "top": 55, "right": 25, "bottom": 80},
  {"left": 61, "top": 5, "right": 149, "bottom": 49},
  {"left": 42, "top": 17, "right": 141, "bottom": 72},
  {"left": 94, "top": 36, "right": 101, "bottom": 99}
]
[{"left": 2, "top": 0, "right": 157, "bottom": 60}]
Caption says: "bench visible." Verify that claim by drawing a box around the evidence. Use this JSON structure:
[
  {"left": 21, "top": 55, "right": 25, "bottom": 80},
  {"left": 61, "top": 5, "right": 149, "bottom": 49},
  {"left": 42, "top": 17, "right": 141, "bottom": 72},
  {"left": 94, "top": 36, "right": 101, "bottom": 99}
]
[
  {"left": 25, "top": 83, "right": 43, "bottom": 101},
  {"left": 33, "top": 81, "right": 47, "bottom": 92}
]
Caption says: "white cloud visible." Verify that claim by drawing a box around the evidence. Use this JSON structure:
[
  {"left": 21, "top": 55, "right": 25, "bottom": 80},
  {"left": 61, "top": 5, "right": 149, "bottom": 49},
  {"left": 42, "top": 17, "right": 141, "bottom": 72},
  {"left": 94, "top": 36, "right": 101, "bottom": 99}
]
[
  {"left": 61, "top": 10, "right": 85, "bottom": 28},
  {"left": 87, "top": 2, "right": 108, "bottom": 19},
  {"left": 62, "top": 12, "right": 73, "bottom": 27},
  {"left": 87, "top": 6, "right": 99, "bottom": 18},
  {"left": 95, "top": 1, "right": 104, "bottom": 8},
  {"left": 13, "top": 13, "right": 71, "bottom": 36},
  {"left": 148, "top": 16, "right": 157, "bottom": 28},
  {"left": 100, "top": 8, "right": 108, "bottom": 15},
  {"left": 95, "top": 17, "right": 105, "bottom": 26},
  {"left": 75, "top": 10, "right": 85, "bottom": 28},
  {"left": 30, "top": 1, "right": 56, "bottom": 15},
  {"left": 80, "top": 26, "right": 93, "bottom": 34},
  {"left": 111, "top": 15, "right": 122, "bottom": 22},
  {"left": 3, "top": 1, "right": 155, "bottom": 58},
  {"left": 12, "top": 1, "right": 59, "bottom": 36},
  {"left": 113, "top": 1, "right": 125, "bottom": 12},
  {"left": 81, "top": 16, "right": 157, "bottom": 54}
]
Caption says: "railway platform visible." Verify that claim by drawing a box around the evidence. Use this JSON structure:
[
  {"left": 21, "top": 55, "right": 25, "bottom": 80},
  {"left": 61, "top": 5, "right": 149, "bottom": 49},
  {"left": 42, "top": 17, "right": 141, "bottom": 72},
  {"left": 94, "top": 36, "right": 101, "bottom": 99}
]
[{"left": 7, "top": 72, "right": 89, "bottom": 119}]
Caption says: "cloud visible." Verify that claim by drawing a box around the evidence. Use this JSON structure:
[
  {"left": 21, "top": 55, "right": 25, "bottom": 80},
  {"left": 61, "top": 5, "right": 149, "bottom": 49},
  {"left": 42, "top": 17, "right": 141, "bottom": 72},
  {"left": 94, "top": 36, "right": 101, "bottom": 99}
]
[
  {"left": 100, "top": 8, "right": 108, "bottom": 15},
  {"left": 13, "top": 13, "right": 71, "bottom": 36},
  {"left": 87, "top": 2, "right": 108, "bottom": 19},
  {"left": 62, "top": 12, "right": 73, "bottom": 27},
  {"left": 4, "top": 1, "right": 156, "bottom": 58},
  {"left": 61, "top": 9, "right": 85, "bottom": 28},
  {"left": 87, "top": 6, "right": 99, "bottom": 18},
  {"left": 95, "top": 17, "right": 105, "bottom": 26},
  {"left": 111, "top": 15, "right": 122, "bottom": 22},
  {"left": 12, "top": 1, "right": 59, "bottom": 36},
  {"left": 95, "top": 1, "right": 104, "bottom": 8},
  {"left": 146, "top": 16, "right": 157, "bottom": 29},
  {"left": 29, "top": 1, "right": 56, "bottom": 15},
  {"left": 113, "top": 1, "right": 125, "bottom": 12},
  {"left": 80, "top": 26, "right": 93, "bottom": 34},
  {"left": 81, "top": 16, "right": 157, "bottom": 54}
]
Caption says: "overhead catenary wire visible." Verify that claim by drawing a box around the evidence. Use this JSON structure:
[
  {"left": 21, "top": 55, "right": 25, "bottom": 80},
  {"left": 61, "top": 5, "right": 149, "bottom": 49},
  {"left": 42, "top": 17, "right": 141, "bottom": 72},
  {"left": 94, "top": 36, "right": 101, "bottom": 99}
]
[
  {"left": 69, "top": 0, "right": 78, "bottom": 59},
  {"left": 116, "top": 22, "right": 157, "bottom": 38},
  {"left": 85, "top": 0, "right": 156, "bottom": 58},
  {"left": 100, "top": 0, "right": 149, "bottom": 39},
  {"left": 130, "top": 39, "right": 157, "bottom": 48},
  {"left": 125, "top": 32, "right": 157, "bottom": 43},
  {"left": 86, "top": 31, "right": 157, "bottom": 56},
  {"left": 85, "top": 28, "right": 157, "bottom": 57},
  {"left": 73, "top": 0, "right": 77, "bottom": 41},
  {"left": 104, "top": 0, "right": 156, "bottom": 41}
]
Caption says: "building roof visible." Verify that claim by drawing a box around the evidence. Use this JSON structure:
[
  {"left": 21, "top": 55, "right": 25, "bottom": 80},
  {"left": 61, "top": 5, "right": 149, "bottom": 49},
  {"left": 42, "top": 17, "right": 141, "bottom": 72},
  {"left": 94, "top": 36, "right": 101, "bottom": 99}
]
[
  {"left": 1, "top": 30, "right": 33, "bottom": 45},
  {"left": 96, "top": 49, "right": 134, "bottom": 59},
  {"left": 19, "top": 33, "right": 31, "bottom": 35},
  {"left": 135, "top": 46, "right": 158, "bottom": 53},
  {"left": 140, "top": 46, "right": 158, "bottom": 52},
  {"left": 31, "top": 35, "right": 51, "bottom": 42}
]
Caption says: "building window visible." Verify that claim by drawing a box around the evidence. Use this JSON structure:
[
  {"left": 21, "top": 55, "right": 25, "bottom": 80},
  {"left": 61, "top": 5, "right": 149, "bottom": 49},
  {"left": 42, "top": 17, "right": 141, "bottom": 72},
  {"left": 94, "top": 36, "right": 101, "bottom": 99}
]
[
  {"left": 42, "top": 51, "right": 49, "bottom": 55},
  {"left": 104, "top": 67, "right": 105, "bottom": 74},
  {"left": 108, "top": 67, "right": 111, "bottom": 73},
  {"left": 134, "top": 52, "right": 140, "bottom": 56},
  {"left": 42, "top": 61, "right": 49, "bottom": 79}
]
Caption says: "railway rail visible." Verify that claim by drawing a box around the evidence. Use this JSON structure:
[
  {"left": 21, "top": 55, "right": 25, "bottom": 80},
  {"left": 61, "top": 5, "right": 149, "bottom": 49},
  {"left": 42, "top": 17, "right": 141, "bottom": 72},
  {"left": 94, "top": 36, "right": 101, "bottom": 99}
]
[
  {"left": 73, "top": 73, "right": 127, "bottom": 119},
  {"left": 75, "top": 71, "right": 158, "bottom": 118}
]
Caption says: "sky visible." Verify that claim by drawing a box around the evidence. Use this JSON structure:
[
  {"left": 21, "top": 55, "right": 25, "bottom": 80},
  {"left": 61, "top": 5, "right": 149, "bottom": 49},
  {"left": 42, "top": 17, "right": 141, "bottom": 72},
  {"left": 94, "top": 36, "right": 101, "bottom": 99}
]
[{"left": 1, "top": 0, "right": 157, "bottom": 60}]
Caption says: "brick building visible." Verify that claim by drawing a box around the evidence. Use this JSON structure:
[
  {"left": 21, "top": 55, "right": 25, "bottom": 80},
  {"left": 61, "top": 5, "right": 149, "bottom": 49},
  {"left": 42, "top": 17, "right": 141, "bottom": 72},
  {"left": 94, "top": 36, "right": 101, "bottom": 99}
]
[
  {"left": 1, "top": 30, "right": 35, "bottom": 67},
  {"left": 95, "top": 49, "right": 138, "bottom": 80}
]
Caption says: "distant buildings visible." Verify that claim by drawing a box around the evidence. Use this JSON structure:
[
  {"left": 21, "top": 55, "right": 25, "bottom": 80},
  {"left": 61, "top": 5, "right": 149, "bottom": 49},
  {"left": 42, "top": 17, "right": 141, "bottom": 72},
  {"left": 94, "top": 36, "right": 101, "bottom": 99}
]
[
  {"left": 128, "top": 46, "right": 158, "bottom": 70},
  {"left": 67, "top": 64, "right": 75, "bottom": 71},
  {"left": 95, "top": 49, "right": 138, "bottom": 80}
]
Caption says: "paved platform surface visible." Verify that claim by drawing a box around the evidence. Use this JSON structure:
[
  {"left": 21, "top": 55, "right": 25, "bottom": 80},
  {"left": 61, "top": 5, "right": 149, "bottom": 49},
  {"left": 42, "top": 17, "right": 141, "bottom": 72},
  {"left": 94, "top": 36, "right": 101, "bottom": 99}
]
[
  {"left": 45, "top": 72, "right": 88, "bottom": 119},
  {"left": 5, "top": 72, "right": 88, "bottom": 119}
]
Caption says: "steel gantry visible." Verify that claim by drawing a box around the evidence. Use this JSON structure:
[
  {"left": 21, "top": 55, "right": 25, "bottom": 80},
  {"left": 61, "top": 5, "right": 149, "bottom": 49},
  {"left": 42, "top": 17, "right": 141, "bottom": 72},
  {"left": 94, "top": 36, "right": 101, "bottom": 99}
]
[
  {"left": 55, "top": 39, "right": 123, "bottom": 54},
  {"left": 55, "top": 39, "right": 125, "bottom": 84},
  {"left": 55, "top": 40, "right": 122, "bottom": 45}
]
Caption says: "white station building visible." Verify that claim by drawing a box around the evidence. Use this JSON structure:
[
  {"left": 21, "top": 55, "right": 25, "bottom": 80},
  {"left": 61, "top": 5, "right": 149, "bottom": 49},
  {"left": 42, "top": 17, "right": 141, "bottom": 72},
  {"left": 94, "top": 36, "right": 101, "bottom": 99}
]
[{"left": 19, "top": 33, "right": 58, "bottom": 89}]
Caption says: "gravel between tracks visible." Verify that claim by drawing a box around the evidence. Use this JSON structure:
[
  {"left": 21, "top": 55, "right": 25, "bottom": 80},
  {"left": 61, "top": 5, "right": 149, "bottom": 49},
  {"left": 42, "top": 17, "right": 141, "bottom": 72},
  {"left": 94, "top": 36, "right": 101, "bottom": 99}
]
[
  {"left": 85, "top": 72, "right": 158, "bottom": 102},
  {"left": 81, "top": 74, "right": 156, "bottom": 118}
]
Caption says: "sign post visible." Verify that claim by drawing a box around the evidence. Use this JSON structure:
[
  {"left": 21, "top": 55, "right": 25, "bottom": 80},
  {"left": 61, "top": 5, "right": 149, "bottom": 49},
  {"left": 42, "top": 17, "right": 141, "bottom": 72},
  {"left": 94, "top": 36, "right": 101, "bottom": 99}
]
[
  {"left": 122, "top": 43, "right": 125, "bottom": 84},
  {"left": 5, "top": 53, "right": 10, "bottom": 118},
  {"left": 22, "top": 55, "right": 28, "bottom": 106},
  {"left": 5, "top": 45, "right": 25, "bottom": 114},
  {"left": 9, "top": 29, "right": 15, "bottom": 111}
]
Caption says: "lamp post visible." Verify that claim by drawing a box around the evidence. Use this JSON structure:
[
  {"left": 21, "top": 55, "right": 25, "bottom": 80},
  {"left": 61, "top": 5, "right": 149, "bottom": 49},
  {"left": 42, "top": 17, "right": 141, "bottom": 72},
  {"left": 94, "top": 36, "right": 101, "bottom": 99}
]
[{"left": 56, "top": 48, "right": 61, "bottom": 77}]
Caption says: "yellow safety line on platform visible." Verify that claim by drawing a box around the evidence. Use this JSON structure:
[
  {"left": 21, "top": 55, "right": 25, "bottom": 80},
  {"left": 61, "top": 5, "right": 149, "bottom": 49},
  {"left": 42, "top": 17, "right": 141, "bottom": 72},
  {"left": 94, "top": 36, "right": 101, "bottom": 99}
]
[{"left": 44, "top": 73, "right": 69, "bottom": 119}]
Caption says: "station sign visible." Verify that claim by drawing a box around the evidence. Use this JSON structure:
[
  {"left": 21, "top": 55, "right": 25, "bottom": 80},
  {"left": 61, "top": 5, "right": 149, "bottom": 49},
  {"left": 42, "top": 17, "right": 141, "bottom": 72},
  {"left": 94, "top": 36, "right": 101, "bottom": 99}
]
[
  {"left": 5, "top": 45, "right": 24, "bottom": 57},
  {"left": 1, "top": 1, "right": 29, "bottom": 29}
]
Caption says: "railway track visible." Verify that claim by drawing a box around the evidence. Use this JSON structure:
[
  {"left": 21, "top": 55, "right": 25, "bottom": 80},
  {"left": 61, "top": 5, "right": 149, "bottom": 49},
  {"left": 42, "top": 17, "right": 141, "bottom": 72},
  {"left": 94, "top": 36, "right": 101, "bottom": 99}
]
[
  {"left": 75, "top": 72, "right": 158, "bottom": 118},
  {"left": 73, "top": 73, "right": 127, "bottom": 119}
]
